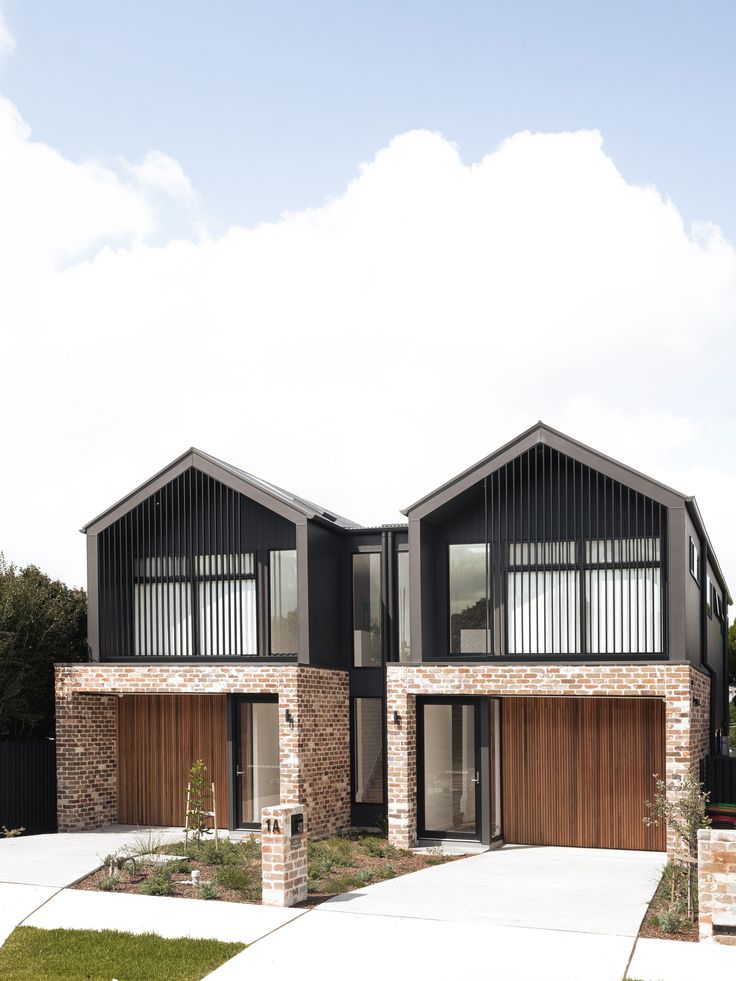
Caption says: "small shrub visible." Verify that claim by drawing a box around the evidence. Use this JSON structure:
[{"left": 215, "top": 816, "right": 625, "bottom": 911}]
[
  {"left": 309, "top": 837, "right": 354, "bottom": 868},
  {"left": 215, "top": 866, "right": 251, "bottom": 893},
  {"left": 1, "top": 826, "right": 24, "bottom": 838},
  {"left": 139, "top": 869, "right": 174, "bottom": 897},
  {"left": 164, "top": 859, "right": 192, "bottom": 874},
  {"left": 97, "top": 874, "right": 119, "bottom": 892},
  {"left": 656, "top": 908, "right": 685, "bottom": 934},
  {"left": 199, "top": 882, "right": 220, "bottom": 900},
  {"left": 359, "top": 836, "right": 397, "bottom": 859},
  {"left": 375, "top": 814, "right": 389, "bottom": 837},
  {"left": 200, "top": 839, "right": 239, "bottom": 866},
  {"left": 377, "top": 864, "right": 397, "bottom": 880},
  {"left": 355, "top": 868, "right": 377, "bottom": 884}
]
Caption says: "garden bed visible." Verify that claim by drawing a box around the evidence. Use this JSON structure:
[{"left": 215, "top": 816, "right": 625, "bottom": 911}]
[
  {"left": 73, "top": 831, "right": 459, "bottom": 906},
  {"left": 637, "top": 861, "right": 698, "bottom": 943}
]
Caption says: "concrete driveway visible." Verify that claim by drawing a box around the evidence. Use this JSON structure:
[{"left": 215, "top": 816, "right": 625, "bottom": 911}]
[{"left": 207, "top": 845, "right": 666, "bottom": 981}]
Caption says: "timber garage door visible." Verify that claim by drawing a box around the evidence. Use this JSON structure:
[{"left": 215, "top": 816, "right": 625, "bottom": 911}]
[
  {"left": 501, "top": 697, "right": 666, "bottom": 851},
  {"left": 117, "top": 694, "right": 228, "bottom": 828}
]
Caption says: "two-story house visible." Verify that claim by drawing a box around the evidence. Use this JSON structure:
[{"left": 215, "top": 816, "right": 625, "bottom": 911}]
[{"left": 56, "top": 423, "right": 731, "bottom": 853}]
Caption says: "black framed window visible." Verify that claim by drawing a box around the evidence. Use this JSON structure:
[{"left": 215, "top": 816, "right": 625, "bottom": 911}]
[
  {"left": 449, "top": 543, "right": 487, "bottom": 654},
  {"left": 584, "top": 538, "right": 662, "bottom": 654},
  {"left": 506, "top": 541, "right": 580, "bottom": 655},
  {"left": 134, "top": 552, "right": 256, "bottom": 656},
  {"left": 396, "top": 551, "right": 411, "bottom": 662},
  {"left": 269, "top": 549, "right": 298, "bottom": 655},
  {"left": 689, "top": 537, "right": 701, "bottom": 584},
  {"left": 353, "top": 552, "right": 382, "bottom": 666},
  {"left": 352, "top": 698, "right": 384, "bottom": 804}
]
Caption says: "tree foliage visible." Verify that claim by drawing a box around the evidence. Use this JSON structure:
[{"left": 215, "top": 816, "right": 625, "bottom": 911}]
[{"left": 0, "top": 555, "right": 87, "bottom": 739}]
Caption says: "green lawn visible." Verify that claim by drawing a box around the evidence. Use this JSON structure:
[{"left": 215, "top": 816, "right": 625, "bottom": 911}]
[{"left": 0, "top": 926, "right": 244, "bottom": 981}]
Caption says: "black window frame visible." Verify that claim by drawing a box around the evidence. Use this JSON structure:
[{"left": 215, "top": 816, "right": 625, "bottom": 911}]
[
  {"left": 132, "top": 550, "right": 257, "bottom": 658},
  {"left": 267, "top": 548, "right": 299, "bottom": 657},
  {"left": 350, "top": 695, "right": 385, "bottom": 806},
  {"left": 351, "top": 549, "right": 383, "bottom": 668}
]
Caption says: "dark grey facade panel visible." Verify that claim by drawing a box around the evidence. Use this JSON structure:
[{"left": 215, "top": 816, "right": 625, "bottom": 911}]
[
  {"left": 420, "top": 443, "right": 668, "bottom": 660},
  {"left": 96, "top": 467, "right": 297, "bottom": 660},
  {"left": 403, "top": 422, "right": 686, "bottom": 520},
  {"left": 305, "top": 522, "right": 343, "bottom": 668}
]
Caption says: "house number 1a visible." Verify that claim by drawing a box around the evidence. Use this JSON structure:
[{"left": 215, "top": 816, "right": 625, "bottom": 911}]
[{"left": 264, "top": 818, "right": 281, "bottom": 834}]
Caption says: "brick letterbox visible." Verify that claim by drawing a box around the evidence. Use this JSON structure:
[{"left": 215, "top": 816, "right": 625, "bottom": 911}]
[{"left": 261, "top": 803, "right": 307, "bottom": 907}]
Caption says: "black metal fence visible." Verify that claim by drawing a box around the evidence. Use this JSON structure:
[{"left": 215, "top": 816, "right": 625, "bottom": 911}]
[{"left": 0, "top": 740, "right": 57, "bottom": 834}]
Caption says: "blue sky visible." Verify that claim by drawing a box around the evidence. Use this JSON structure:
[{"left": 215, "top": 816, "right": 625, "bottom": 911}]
[
  {"left": 3, "top": 0, "right": 736, "bottom": 236},
  {"left": 1, "top": 2, "right": 735, "bottom": 589}
]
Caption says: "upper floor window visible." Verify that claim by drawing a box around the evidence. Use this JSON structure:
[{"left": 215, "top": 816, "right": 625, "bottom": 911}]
[
  {"left": 584, "top": 538, "right": 661, "bottom": 654},
  {"left": 689, "top": 537, "right": 701, "bottom": 584},
  {"left": 270, "top": 549, "right": 298, "bottom": 654},
  {"left": 353, "top": 552, "right": 382, "bottom": 666},
  {"left": 134, "top": 552, "right": 256, "bottom": 657},
  {"left": 396, "top": 551, "right": 411, "bottom": 662},
  {"left": 449, "top": 543, "right": 487, "bottom": 654},
  {"left": 507, "top": 541, "right": 580, "bottom": 655}
]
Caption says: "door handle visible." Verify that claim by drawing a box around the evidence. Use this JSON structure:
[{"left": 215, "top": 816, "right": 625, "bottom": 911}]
[
  {"left": 471, "top": 771, "right": 480, "bottom": 784},
  {"left": 236, "top": 769, "right": 245, "bottom": 776}
]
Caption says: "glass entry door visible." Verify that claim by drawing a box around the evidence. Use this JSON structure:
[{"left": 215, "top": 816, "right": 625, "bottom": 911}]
[
  {"left": 418, "top": 699, "right": 481, "bottom": 839},
  {"left": 234, "top": 697, "right": 280, "bottom": 828}
]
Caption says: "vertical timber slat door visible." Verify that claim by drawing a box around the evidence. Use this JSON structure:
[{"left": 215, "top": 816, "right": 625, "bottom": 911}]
[
  {"left": 501, "top": 696, "right": 665, "bottom": 851},
  {"left": 117, "top": 694, "right": 228, "bottom": 828}
]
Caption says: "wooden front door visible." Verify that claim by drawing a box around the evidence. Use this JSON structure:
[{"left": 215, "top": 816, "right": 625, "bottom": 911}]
[{"left": 501, "top": 696, "right": 666, "bottom": 851}]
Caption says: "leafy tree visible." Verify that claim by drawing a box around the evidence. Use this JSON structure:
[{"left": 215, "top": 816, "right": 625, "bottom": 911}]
[{"left": 0, "top": 555, "right": 87, "bottom": 739}]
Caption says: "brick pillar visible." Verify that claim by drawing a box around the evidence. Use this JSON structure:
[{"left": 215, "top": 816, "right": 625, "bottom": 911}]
[
  {"left": 698, "top": 829, "right": 736, "bottom": 944},
  {"left": 261, "top": 804, "right": 307, "bottom": 907},
  {"left": 55, "top": 688, "right": 118, "bottom": 831},
  {"left": 386, "top": 667, "right": 416, "bottom": 850},
  {"left": 664, "top": 667, "right": 710, "bottom": 855}
]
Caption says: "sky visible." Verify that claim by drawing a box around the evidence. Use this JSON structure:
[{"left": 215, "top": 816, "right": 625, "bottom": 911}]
[{"left": 0, "top": 2, "right": 735, "bottom": 593}]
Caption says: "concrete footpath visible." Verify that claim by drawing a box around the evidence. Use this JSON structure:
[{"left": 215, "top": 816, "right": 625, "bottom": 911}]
[
  {"left": 0, "top": 826, "right": 301, "bottom": 948},
  {"left": 628, "top": 936, "right": 736, "bottom": 980}
]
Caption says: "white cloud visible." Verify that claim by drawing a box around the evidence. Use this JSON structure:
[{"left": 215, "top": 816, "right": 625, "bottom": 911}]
[
  {"left": 0, "top": 11, "right": 14, "bottom": 65},
  {"left": 1, "top": 103, "right": 736, "bottom": 595},
  {"left": 128, "top": 150, "right": 197, "bottom": 206}
]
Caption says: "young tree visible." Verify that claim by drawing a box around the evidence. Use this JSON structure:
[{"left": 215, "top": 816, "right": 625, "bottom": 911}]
[{"left": 0, "top": 555, "right": 87, "bottom": 739}]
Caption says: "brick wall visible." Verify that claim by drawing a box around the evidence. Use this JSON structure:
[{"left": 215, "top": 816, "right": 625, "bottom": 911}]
[
  {"left": 698, "top": 829, "right": 736, "bottom": 944},
  {"left": 56, "top": 691, "right": 117, "bottom": 831},
  {"left": 55, "top": 663, "right": 350, "bottom": 838},
  {"left": 386, "top": 662, "right": 710, "bottom": 852}
]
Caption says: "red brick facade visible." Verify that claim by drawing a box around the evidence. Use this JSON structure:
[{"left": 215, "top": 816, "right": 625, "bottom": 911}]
[
  {"left": 386, "top": 662, "right": 710, "bottom": 854},
  {"left": 55, "top": 663, "right": 350, "bottom": 838}
]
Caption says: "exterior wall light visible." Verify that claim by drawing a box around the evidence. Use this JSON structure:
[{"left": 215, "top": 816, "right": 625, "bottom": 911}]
[
  {"left": 285, "top": 708, "right": 294, "bottom": 725},
  {"left": 393, "top": 711, "right": 401, "bottom": 726}
]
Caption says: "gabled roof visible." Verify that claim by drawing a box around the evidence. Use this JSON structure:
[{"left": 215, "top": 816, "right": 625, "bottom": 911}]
[
  {"left": 402, "top": 421, "right": 731, "bottom": 603},
  {"left": 81, "top": 447, "right": 362, "bottom": 535}
]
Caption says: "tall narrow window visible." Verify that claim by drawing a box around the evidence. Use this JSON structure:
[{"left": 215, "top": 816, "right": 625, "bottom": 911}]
[
  {"left": 270, "top": 550, "right": 298, "bottom": 654},
  {"left": 397, "top": 551, "right": 411, "bottom": 662},
  {"left": 353, "top": 698, "right": 384, "bottom": 803},
  {"left": 449, "top": 544, "right": 487, "bottom": 654},
  {"left": 353, "top": 553, "right": 382, "bottom": 666},
  {"left": 584, "top": 538, "right": 662, "bottom": 653},
  {"left": 506, "top": 542, "right": 580, "bottom": 655},
  {"left": 197, "top": 553, "right": 257, "bottom": 656}
]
